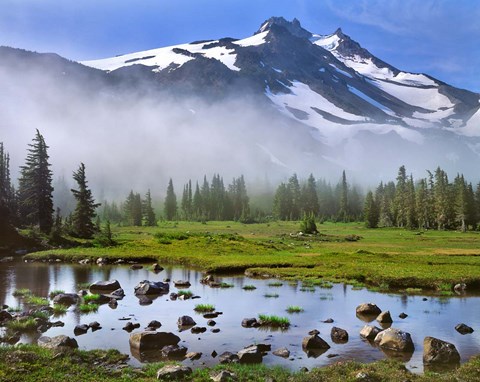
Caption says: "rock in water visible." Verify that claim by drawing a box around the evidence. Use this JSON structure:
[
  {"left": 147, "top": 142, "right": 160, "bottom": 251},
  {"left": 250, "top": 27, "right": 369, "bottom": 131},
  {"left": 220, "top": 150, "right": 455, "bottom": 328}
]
[
  {"left": 455, "top": 323, "right": 474, "bottom": 334},
  {"left": 302, "top": 334, "right": 330, "bottom": 350},
  {"left": 423, "top": 336, "right": 460, "bottom": 365},
  {"left": 177, "top": 315, "right": 196, "bottom": 327},
  {"left": 376, "top": 311, "right": 393, "bottom": 324},
  {"left": 374, "top": 328, "right": 414, "bottom": 352},
  {"left": 330, "top": 327, "right": 349, "bottom": 343},
  {"left": 89, "top": 280, "right": 121, "bottom": 292},
  {"left": 129, "top": 331, "right": 180, "bottom": 351},
  {"left": 134, "top": 280, "right": 169, "bottom": 295},
  {"left": 356, "top": 303, "right": 381, "bottom": 316},
  {"left": 360, "top": 325, "right": 382, "bottom": 340}
]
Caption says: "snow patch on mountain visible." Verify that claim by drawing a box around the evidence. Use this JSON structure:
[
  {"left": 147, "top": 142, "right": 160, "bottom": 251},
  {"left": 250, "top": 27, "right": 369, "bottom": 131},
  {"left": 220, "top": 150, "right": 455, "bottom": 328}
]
[
  {"left": 347, "top": 85, "right": 395, "bottom": 115},
  {"left": 455, "top": 108, "right": 480, "bottom": 136},
  {"left": 233, "top": 31, "right": 268, "bottom": 47}
]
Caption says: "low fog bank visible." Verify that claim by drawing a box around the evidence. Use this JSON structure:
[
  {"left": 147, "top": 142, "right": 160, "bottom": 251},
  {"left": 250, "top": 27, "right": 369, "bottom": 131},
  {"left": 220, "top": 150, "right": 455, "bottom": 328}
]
[{"left": 1, "top": 58, "right": 479, "bottom": 205}]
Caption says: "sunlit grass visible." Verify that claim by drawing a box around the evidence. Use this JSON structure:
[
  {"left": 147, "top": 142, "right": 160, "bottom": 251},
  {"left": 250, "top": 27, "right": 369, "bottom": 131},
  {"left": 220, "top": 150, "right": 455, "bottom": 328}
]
[
  {"left": 242, "top": 285, "right": 257, "bottom": 290},
  {"left": 78, "top": 303, "right": 99, "bottom": 313},
  {"left": 83, "top": 294, "right": 101, "bottom": 303},
  {"left": 194, "top": 303, "right": 215, "bottom": 313},
  {"left": 52, "top": 304, "right": 68, "bottom": 315},
  {"left": 177, "top": 290, "right": 193, "bottom": 298},
  {"left": 286, "top": 305, "right": 304, "bottom": 313},
  {"left": 6, "top": 318, "right": 37, "bottom": 331},
  {"left": 12, "top": 288, "right": 32, "bottom": 297},
  {"left": 48, "top": 290, "right": 65, "bottom": 299},
  {"left": 24, "top": 295, "right": 49, "bottom": 306},
  {"left": 258, "top": 314, "right": 290, "bottom": 327},
  {"left": 267, "top": 282, "right": 283, "bottom": 287}
]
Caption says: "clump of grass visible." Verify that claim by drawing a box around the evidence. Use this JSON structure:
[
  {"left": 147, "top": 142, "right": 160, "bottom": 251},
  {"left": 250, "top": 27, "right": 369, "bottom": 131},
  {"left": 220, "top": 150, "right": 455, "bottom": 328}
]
[
  {"left": 177, "top": 290, "right": 193, "bottom": 298},
  {"left": 242, "top": 285, "right": 257, "bottom": 290},
  {"left": 12, "top": 288, "right": 32, "bottom": 297},
  {"left": 48, "top": 290, "right": 65, "bottom": 299},
  {"left": 405, "top": 287, "right": 423, "bottom": 294},
  {"left": 264, "top": 293, "right": 279, "bottom": 298},
  {"left": 24, "top": 295, "right": 49, "bottom": 306},
  {"left": 6, "top": 317, "right": 37, "bottom": 331},
  {"left": 83, "top": 294, "right": 101, "bottom": 303},
  {"left": 318, "top": 282, "right": 333, "bottom": 289},
  {"left": 258, "top": 314, "right": 290, "bottom": 328},
  {"left": 267, "top": 281, "right": 283, "bottom": 287},
  {"left": 219, "top": 282, "right": 234, "bottom": 288},
  {"left": 78, "top": 303, "right": 99, "bottom": 313},
  {"left": 286, "top": 305, "right": 304, "bottom": 313},
  {"left": 437, "top": 282, "right": 452, "bottom": 292},
  {"left": 194, "top": 304, "right": 215, "bottom": 313},
  {"left": 300, "top": 286, "right": 315, "bottom": 292},
  {"left": 31, "top": 311, "right": 50, "bottom": 320},
  {"left": 52, "top": 304, "right": 68, "bottom": 315},
  {"left": 6, "top": 306, "right": 22, "bottom": 313}
]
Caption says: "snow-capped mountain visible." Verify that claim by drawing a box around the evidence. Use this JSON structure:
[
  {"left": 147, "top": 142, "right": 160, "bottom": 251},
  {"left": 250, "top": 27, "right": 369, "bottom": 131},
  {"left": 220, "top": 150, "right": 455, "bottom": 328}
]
[
  {"left": 82, "top": 17, "right": 480, "bottom": 146},
  {"left": 1, "top": 17, "right": 480, "bottom": 187}
]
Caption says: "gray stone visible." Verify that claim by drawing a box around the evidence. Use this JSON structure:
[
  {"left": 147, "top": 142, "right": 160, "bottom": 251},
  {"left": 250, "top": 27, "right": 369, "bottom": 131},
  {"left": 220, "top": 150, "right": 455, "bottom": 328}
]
[
  {"left": 89, "top": 280, "right": 121, "bottom": 292},
  {"left": 191, "top": 326, "right": 207, "bottom": 334},
  {"left": 237, "top": 346, "right": 263, "bottom": 364},
  {"left": 53, "top": 293, "right": 79, "bottom": 305},
  {"left": 123, "top": 322, "right": 140, "bottom": 332},
  {"left": 356, "top": 303, "right": 381, "bottom": 316},
  {"left": 455, "top": 323, "right": 474, "bottom": 334},
  {"left": 74, "top": 324, "right": 89, "bottom": 335},
  {"left": 129, "top": 331, "right": 180, "bottom": 351},
  {"left": 272, "top": 347, "right": 290, "bottom": 358},
  {"left": 360, "top": 325, "right": 382, "bottom": 340},
  {"left": 161, "top": 345, "right": 188, "bottom": 359},
  {"left": 186, "top": 351, "right": 202, "bottom": 360},
  {"left": 152, "top": 263, "right": 164, "bottom": 272},
  {"left": 147, "top": 320, "right": 162, "bottom": 329},
  {"left": 423, "top": 336, "right": 460, "bottom": 365},
  {"left": 107, "top": 288, "right": 125, "bottom": 299},
  {"left": 207, "top": 319, "right": 216, "bottom": 326},
  {"left": 137, "top": 295, "right": 153, "bottom": 305},
  {"left": 241, "top": 317, "right": 259, "bottom": 328},
  {"left": 134, "top": 280, "right": 169, "bottom": 295},
  {"left": 173, "top": 280, "right": 191, "bottom": 288},
  {"left": 211, "top": 370, "right": 236, "bottom": 382},
  {"left": 177, "top": 315, "right": 196, "bottom": 327},
  {"left": 219, "top": 351, "right": 239, "bottom": 364},
  {"left": 454, "top": 283, "right": 466, "bottom": 292},
  {"left": 302, "top": 334, "right": 330, "bottom": 350},
  {"left": 156, "top": 365, "right": 192, "bottom": 380},
  {"left": 89, "top": 321, "right": 101, "bottom": 331},
  {"left": 399, "top": 312, "right": 408, "bottom": 319},
  {"left": 331, "top": 327, "right": 349, "bottom": 343},
  {"left": 374, "top": 328, "right": 414, "bottom": 352},
  {"left": 38, "top": 335, "right": 78, "bottom": 350},
  {"left": 376, "top": 310, "right": 393, "bottom": 324}
]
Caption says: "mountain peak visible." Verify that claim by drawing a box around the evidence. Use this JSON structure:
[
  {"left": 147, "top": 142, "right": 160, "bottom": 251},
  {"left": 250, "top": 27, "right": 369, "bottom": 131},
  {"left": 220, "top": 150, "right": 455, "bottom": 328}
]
[{"left": 256, "top": 16, "right": 312, "bottom": 39}]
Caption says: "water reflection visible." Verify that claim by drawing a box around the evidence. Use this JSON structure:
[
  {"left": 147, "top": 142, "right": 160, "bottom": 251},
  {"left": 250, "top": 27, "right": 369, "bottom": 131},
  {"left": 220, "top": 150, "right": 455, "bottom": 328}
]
[{"left": 0, "top": 259, "right": 479, "bottom": 373}]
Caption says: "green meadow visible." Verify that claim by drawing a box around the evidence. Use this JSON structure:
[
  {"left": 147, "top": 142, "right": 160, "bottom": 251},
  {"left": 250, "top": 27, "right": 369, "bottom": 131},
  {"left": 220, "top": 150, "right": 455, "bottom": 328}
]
[{"left": 25, "top": 221, "right": 480, "bottom": 291}]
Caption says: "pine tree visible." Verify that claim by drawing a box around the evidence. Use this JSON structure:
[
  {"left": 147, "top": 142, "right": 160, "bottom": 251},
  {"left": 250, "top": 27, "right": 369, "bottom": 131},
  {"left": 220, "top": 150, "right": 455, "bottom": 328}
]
[
  {"left": 164, "top": 178, "right": 177, "bottom": 220},
  {"left": 143, "top": 189, "right": 156, "bottom": 226},
  {"left": 394, "top": 165, "right": 408, "bottom": 227},
  {"left": 287, "top": 174, "right": 301, "bottom": 220},
  {"left": 0, "top": 142, "right": 13, "bottom": 231},
  {"left": 229, "top": 175, "right": 250, "bottom": 221},
  {"left": 364, "top": 190, "right": 379, "bottom": 228},
  {"left": 71, "top": 163, "right": 100, "bottom": 238},
  {"left": 17, "top": 130, "right": 54, "bottom": 233},
  {"left": 416, "top": 178, "right": 429, "bottom": 229},
  {"left": 124, "top": 191, "right": 142, "bottom": 226},
  {"left": 301, "top": 174, "right": 319, "bottom": 216},
  {"left": 192, "top": 182, "right": 202, "bottom": 221},
  {"left": 406, "top": 175, "right": 417, "bottom": 229},
  {"left": 273, "top": 183, "right": 289, "bottom": 220},
  {"left": 338, "top": 170, "right": 349, "bottom": 222}
]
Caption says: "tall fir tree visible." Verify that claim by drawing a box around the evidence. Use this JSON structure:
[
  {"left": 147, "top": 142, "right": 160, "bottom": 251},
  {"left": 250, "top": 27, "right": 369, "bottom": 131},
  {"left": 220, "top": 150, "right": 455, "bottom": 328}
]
[
  {"left": 364, "top": 190, "right": 379, "bottom": 228},
  {"left": 71, "top": 163, "right": 100, "bottom": 238},
  {"left": 301, "top": 174, "right": 319, "bottom": 216},
  {"left": 164, "top": 178, "right": 177, "bottom": 220},
  {"left": 287, "top": 174, "right": 301, "bottom": 220},
  {"left": 124, "top": 191, "right": 142, "bottom": 226},
  {"left": 143, "top": 189, "right": 156, "bottom": 226},
  {"left": 394, "top": 165, "right": 408, "bottom": 227},
  {"left": 0, "top": 142, "right": 14, "bottom": 232},
  {"left": 17, "top": 130, "right": 54, "bottom": 233},
  {"left": 338, "top": 170, "right": 349, "bottom": 222}
]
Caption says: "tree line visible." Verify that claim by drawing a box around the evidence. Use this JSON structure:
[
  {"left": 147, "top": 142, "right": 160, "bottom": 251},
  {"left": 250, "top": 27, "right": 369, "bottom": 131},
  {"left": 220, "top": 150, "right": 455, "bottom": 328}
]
[{"left": 3, "top": 132, "right": 480, "bottom": 244}]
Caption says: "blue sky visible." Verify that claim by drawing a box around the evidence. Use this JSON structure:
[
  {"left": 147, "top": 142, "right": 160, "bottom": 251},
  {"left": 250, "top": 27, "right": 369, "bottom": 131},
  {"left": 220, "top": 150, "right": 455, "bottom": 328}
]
[{"left": 1, "top": 0, "right": 479, "bottom": 92}]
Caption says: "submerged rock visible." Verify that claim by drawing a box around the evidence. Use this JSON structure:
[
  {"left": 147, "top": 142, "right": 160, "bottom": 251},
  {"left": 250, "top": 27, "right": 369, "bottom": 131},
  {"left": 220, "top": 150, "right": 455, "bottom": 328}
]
[
  {"left": 89, "top": 280, "right": 121, "bottom": 292},
  {"left": 455, "top": 323, "right": 474, "bottom": 334},
  {"left": 134, "top": 280, "right": 169, "bottom": 295},
  {"left": 331, "top": 327, "right": 349, "bottom": 344},
  {"left": 74, "top": 324, "right": 89, "bottom": 336},
  {"left": 129, "top": 331, "right": 180, "bottom": 351},
  {"left": 177, "top": 315, "right": 196, "bottom": 327},
  {"left": 174, "top": 280, "right": 191, "bottom": 288},
  {"left": 241, "top": 317, "right": 259, "bottom": 328},
  {"left": 161, "top": 345, "right": 188, "bottom": 360}
]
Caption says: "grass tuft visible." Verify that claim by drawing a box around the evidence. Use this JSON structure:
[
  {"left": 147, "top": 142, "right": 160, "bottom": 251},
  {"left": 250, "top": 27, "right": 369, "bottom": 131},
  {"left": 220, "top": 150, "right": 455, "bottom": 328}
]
[
  {"left": 78, "top": 303, "right": 99, "bottom": 313},
  {"left": 242, "top": 285, "right": 257, "bottom": 290},
  {"left": 6, "top": 317, "right": 37, "bottom": 331},
  {"left": 267, "top": 281, "right": 283, "bottom": 287},
  {"left": 264, "top": 293, "right": 279, "bottom": 298},
  {"left": 258, "top": 314, "right": 290, "bottom": 328},
  {"left": 219, "top": 282, "right": 234, "bottom": 288},
  {"left": 286, "top": 305, "right": 304, "bottom": 313},
  {"left": 12, "top": 288, "right": 32, "bottom": 297},
  {"left": 52, "top": 304, "right": 68, "bottom": 315},
  {"left": 48, "top": 290, "right": 65, "bottom": 299},
  {"left": 194, "top": 303, "right": 215, "bottom": 313},
  {"left": 177, "top": 290, "right": 193, "bottom": 298},
  {"left": 83, "top": 294, "right": 101, "bottom": 303},
  {"left": 24, "top": 295, "right": 49, "bottom": 306}
]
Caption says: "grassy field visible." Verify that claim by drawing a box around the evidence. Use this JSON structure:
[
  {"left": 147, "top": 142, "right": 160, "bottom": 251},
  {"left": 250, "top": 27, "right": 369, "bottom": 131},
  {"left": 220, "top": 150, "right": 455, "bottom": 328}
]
[
  {"left": 24, "top": 221, "right": 480, "bottom": 291},
  {"left": 1, "top": 345, "right": 480, "bottom": 382}
]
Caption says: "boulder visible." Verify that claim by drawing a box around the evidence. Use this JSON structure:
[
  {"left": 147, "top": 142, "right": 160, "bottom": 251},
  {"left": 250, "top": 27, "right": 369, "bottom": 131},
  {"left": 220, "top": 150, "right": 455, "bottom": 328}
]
[
  {"left": 129, "top": 331, "right": 180, "bottom": 351},
  {"left": 322, "top": 318, "right": 334, "bottom": 323},
  {"left": 200, "top": 274, "right": 215, "bottom": 284},
  {"left": 137, "top": 295, "right": 153, "bottom": 305},
  {"left": 169, "top": 293, "right": 178, "bottom": 300},
  {"left": 186, "top": 352, "right": 202, "bottom": 360},
  {"left": 146, "top": 320, "right": 162, "bottom": 330},
  {"left": 74, "top": 324, "right": 89, "bottom": 335},
  {"left": 152, "top": 263, "right": 164, "bottom": 272},
  {"left": 302, "top": 334, "right": 331, "bottom": 350},
  {"left": 219, "top": 351, "right": 239, "bottom": 364},
  {"left": 123, "top": 322, "right": 140, "bottom": 332},
  {"left": 374, "top": 328, "right": 414, "bottom": 352},
  {"left": 211, "top": 370, "right": 237, "bottom": 382},
  {"left": 38, "top": 335, "right": 78, "bottom": 350},
  {"left": 272, "top": 347, "right": 290, "bottom": 358},
  {"left": 356, "top": 303, "right": 381, "bottom": 317},
  {"left": 246, "top": 343, "right": 271, "bottom": 353},
  {"left": 89, "top": 280, "right": 121, "bottom": 292},
  {"left": 360, "top": 325, "right": 382, "bottom": 340},
  {"left": 107, "top": 288, "right": 125, "bottom": 299},
  {"left": 377, "top": 311, "right": 393, "bottom": 324},
  {"left": 237, "top": 345, "right": 263, "bottom": 364},
  {"left": 455, "top": 323, "right": 474, "bottom": 334},
  {"left": 399, "top": 312, "right": 408, "bottom": 319},
  {"left": 53, "top": 293, "right": 79, "bottom": 305},
  {"left": 207, "top": 319, "right": 216, "bottom": 326},
  {"left": 191, "top": 326, "right": 207, "bottom": 334},
  {"left": 241, "top": 317, "right": 259, "bottom": 328},
  {"left": 177, "top": 315, "right": 196, "bottom": 327},
  {"left": 89, "top": 321, "right": 101, "bottom": 331},
  {"left": 211, "top": 328, "right": 220, "bottom": 333},
  {"left": 0, "top": 310, "right": 13, "bottom": 322},
  {"left": 423, "top": 336, "right": 460, "bottom": 365},
  {"left": 204, "top": 312, "right": 219, "bottom": 319},
  {"left": 134, "top": 280, "right": 169, "bottom": 295},
  {"left": 156, "top": 365, "right": 192, "bottom": 380},
  {"left": 174, "top": 280, "right": 191, "bottom": 288},
  {"left": 331, "top": 327, "right": 349, "bottom": 344},
  {"left": 161, "top": 345, "right": 188, "bottom": 359}
]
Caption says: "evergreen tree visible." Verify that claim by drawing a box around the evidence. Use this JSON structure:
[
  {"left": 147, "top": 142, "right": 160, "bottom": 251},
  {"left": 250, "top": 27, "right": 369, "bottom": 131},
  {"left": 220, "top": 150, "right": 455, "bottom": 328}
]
[
  {"left": 143, "top": 189, "right": 156, "bottom": 226},
  {"left": 17, "top": 130, "right": 54, "bottom": 233},
  {"left": 301, "top": 174, "right": 319, "bottom": 216},
  {"left": 416, "top": 178, "right": 430, "bottom": 229},
  {"left": 0, "top": 142, "right": 13, "bottom": 231},
  {"left": 364, "top": 190, "right": 379, "bottom": 228},
  {"left": 338, "top": 170, "right": 349, "bottom": 222},
  {"left": 124, "top": 191, "right": 142, "bottom": 226},
  {"left": 273, "top": 182, "right": 289, "bottom": 220},
  {"left": 229, "top": 175, "right": 250, "bottom": 221},
  {"left": 394, "top": 165, "right": 408, "bottom": 227},
  {"left": 200, "top": 176, "right": 210, "bottom": 219},
  {"left": 317, "top": 179, "right": 336, "bottom": 219},
  {"left": 287, "top": 174, "right": 301, "bottom": 220},
  {"left": 406, "top": 175, "right": 417, "bottom": 229},
  {"left": 433, "top": 167, "right": 452, "bottom": 230},
  {"left": 192, "top": 182, "right": 202, "bottom": 221},
  {"left": 164, "top": 178, "right": 177, "bottom": 220},
  {"left": 71, "top": 163, "right": 100, "bottom": 239}
]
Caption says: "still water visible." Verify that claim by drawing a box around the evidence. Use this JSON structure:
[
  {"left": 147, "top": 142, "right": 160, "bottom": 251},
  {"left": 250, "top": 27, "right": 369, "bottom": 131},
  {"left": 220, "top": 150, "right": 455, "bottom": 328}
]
[{"left": 1, "top": 259, "right": 479, "bottom": 373}]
